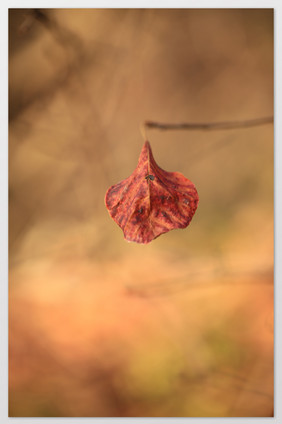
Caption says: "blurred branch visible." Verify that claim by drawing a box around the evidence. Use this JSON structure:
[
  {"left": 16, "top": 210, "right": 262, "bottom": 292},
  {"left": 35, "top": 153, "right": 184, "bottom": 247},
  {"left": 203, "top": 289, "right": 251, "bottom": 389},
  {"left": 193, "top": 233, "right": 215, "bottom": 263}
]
[
  {"left": 125, "top": 267, "right": 273, "bottom": 298},
  {"left": 31, "top": 9, "right": 83, "bottom": 54},
  {"left": 144, "top": 116, "right": 273, "bottom": 131}
]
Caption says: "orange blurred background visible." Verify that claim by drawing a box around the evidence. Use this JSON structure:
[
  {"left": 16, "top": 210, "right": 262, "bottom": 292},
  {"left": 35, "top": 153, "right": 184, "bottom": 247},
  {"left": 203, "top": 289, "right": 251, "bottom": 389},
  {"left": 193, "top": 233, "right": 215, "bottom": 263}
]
[{"left": 9, "top": 9, "right": 273, "bottom": 417}]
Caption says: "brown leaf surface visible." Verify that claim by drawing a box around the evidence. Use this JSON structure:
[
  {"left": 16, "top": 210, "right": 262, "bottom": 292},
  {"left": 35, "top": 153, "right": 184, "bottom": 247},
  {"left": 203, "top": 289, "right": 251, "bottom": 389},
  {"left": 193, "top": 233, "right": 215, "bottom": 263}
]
[{"left": 105, "top": 141, "right": 199, "bottom": 244}]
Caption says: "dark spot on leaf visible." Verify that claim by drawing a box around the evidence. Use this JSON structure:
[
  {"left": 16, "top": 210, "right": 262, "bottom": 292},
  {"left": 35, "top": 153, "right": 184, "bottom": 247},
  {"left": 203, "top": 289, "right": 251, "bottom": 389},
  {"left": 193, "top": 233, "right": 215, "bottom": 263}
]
[
  {"left": 145, "top": 174, "right": 155, "bottom": 181},
  {"left": 161, "top": 211, "right": 173, "bottom": 224}
]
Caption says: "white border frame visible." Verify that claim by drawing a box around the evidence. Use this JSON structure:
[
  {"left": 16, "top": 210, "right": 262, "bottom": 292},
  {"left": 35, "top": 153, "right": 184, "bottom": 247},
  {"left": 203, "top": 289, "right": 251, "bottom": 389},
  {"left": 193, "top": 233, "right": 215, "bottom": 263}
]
[{"left": 2, "top": 2, "right": 280, "bottom": 423}]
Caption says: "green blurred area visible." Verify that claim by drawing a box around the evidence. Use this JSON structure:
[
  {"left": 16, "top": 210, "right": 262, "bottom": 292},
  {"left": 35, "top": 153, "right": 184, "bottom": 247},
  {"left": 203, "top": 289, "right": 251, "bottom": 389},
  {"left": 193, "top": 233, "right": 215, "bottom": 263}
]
[{"left": 9, "top": 8, "right": 273, "bottom": 417}]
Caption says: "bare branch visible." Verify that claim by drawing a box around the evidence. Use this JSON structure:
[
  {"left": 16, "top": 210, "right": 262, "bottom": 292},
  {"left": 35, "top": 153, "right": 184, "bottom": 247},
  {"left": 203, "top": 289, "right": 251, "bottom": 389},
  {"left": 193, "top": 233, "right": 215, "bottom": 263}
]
[{"left": 144, "top": 116, "right": 273, "bottom": 131}]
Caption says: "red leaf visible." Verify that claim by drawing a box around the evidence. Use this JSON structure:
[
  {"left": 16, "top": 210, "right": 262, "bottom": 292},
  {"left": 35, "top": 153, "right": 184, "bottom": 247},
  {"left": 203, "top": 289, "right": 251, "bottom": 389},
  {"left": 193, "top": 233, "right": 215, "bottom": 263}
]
[{"left": 105, "top": 141, "right": 199, "bottom": 244}]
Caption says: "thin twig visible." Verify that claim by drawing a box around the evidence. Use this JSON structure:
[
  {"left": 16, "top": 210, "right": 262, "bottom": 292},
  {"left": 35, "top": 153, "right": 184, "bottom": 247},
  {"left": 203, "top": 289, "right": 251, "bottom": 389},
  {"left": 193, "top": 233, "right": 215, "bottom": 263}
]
[{"left": 144, "top": 116, "right": 273, "bottom": 131}]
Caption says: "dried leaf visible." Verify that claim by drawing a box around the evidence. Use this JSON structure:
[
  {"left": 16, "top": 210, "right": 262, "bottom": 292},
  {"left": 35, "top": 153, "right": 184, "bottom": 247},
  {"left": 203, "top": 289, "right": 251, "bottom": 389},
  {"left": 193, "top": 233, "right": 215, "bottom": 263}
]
[{"left": 105, "top": 141, "right": 199, "bottom": 244}]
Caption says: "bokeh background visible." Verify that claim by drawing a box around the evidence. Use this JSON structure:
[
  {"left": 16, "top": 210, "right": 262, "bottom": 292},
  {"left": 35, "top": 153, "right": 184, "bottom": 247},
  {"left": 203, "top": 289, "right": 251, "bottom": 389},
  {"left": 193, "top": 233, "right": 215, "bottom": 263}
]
[{"left": 9, "top": 8, "right": 273, "bottom": 417}]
